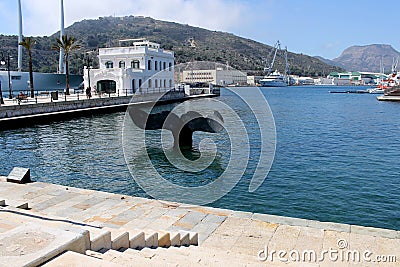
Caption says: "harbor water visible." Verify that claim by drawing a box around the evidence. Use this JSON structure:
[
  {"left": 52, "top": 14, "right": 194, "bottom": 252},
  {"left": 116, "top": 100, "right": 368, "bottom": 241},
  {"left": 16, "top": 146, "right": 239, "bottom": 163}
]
[{"left": 0, "top": 86, "right": 399, "bottom": 231}]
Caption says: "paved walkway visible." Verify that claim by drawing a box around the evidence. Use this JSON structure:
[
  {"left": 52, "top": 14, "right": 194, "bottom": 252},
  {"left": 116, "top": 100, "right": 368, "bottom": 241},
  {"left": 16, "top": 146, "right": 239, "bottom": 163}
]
[
  {"left": 0, "top": 92, "right": 132, "bottom": 107},
  {"left": 0, "top": 178, "right": 399, "bottom": 266}
]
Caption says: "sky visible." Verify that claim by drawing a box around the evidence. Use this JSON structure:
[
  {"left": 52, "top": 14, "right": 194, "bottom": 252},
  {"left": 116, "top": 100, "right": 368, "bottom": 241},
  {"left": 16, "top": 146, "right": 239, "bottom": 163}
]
[{"left": 0, "top": 0, "right": 399, "bottom": 59}]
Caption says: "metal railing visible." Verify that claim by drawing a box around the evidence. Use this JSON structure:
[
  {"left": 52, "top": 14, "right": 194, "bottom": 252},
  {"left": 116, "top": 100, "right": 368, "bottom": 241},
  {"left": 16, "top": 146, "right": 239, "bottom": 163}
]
[{"left": 1, "top": 86, "right": 186, "bottom": 106}]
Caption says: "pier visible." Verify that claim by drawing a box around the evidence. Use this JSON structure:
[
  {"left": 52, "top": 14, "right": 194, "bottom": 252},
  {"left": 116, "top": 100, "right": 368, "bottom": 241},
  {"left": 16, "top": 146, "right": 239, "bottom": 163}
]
[
  {"left": 0, "top": 91, "right": 219, "bottom": 130},
  {"left": 0, "top": 169, "right": 398, "bottom": 266},
  {"left": 377, "top": 95, "right": 400, "bottom": 102}
]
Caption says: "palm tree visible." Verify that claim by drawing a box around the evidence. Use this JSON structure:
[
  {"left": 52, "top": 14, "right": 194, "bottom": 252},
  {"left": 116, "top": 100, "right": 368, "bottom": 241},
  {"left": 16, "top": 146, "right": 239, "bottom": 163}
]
[
  {"left": 51, "top": 34, "right": 80, "bottom": 95},
  {"left": 19, "top": 37, "right": 36, "bottom": 98}
]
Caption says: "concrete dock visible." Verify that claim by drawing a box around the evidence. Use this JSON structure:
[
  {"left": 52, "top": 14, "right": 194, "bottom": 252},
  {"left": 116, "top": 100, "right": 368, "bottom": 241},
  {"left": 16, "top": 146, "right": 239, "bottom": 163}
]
[
  {"left": 0, "top": 173, "right": 398, "bottom": 266},
  {"left": 0, "top": 92, "right": 218, "bottom": 130},
  {"left": 377, "top": 95, "right": 400, "bottom": 101}
]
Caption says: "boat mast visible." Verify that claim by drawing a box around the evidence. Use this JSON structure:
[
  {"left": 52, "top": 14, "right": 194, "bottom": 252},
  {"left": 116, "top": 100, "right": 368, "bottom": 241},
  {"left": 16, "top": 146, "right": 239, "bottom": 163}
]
[
  {"left": 283, "top": 46, "right": 290, "bottom": 84},
  {"left": 58, "top": 0, "right": 65, "bottom": 74},
  {"left": 17, "top": 0, "right": 23, "bottom": 72}
]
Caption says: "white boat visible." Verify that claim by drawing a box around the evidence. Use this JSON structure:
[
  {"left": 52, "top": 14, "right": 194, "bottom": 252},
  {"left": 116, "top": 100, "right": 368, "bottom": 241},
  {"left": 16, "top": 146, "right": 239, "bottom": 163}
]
[
  {"left": 259, "top": 70, "right": 288, "bottom": 87},
  {"left": 367, "top": 88, "right": 384, "bottom": 94},
  {"left": 260, "top": 40, "right": 289, "bottom": 87}
]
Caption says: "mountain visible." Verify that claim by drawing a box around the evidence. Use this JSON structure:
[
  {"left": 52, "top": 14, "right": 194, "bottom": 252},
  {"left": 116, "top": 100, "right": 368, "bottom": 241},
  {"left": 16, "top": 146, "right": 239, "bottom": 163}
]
[
  {"left": 331, "top": 44, "right": 400, "bottom": 72},
  {"left": 314, "top": 56, "right": 342, "bottom": 68},
  {"left": 0, "top": 16, "right": 342, "bottom": 76}
]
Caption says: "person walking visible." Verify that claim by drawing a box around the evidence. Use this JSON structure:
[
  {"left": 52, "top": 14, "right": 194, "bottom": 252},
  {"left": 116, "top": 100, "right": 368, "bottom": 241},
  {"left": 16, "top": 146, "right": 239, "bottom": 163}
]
[{"left": 86, "top": 87, "right": 91, "bottom": 99}]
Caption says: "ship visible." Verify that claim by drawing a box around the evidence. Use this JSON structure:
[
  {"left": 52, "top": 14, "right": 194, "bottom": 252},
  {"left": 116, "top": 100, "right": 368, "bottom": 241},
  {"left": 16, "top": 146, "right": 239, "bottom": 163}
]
[{"left": 259, "top": 41, "right": 290, "bottom": 87}]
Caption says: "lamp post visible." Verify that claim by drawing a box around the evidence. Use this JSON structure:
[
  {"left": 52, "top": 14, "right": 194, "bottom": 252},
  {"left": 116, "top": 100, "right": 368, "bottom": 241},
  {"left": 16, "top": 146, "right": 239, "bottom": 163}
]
[
  {"left": 86, "top": 51, "right": 94, "bottom": 94},
  {"left": 0, "top": 52, "right": 12, "bottom": 99},
  {"left": 0, "top": 80, "right": 3, "bottom": 105}
]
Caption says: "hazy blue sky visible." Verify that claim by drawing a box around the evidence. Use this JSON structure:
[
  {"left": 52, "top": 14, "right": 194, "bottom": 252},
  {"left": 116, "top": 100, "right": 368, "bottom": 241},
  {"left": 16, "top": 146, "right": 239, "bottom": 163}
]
[{"left": 0, "top": 0, "right": 398, "bottom": 59}]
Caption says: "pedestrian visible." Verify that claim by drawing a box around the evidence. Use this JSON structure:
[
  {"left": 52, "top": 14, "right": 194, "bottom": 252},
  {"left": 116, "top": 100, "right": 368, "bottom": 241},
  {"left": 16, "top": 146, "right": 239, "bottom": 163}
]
[{"left": 86, "top": 87, "right": 91, "bottom": 99}]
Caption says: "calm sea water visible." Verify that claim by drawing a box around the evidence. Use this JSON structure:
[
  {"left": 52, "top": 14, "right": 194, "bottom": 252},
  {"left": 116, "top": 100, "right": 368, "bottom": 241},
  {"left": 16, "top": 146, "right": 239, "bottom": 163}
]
[{"left": 1, "top": 86, "right": 399, "bottom": 230}]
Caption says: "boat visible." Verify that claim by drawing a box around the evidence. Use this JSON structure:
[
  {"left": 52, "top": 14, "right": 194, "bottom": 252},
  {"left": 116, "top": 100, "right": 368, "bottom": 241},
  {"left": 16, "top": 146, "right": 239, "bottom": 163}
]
[
  {"left": 367, "top": 88, "right": 384, "bottom": 94},
  {"left": 259, "top": 70, "right": 288, "bottom": 87},
  {"left": 384, "top": 85, "right": 400, "bottom": 96},
  {"left": 370, "top": 58, "right": 400, "bottom": 93},
  {"left": 259, "top": 41, "right": 289, "bottom": 87},
  {"left": 0, "top": 71, "right": 83, "bottom": 97}
]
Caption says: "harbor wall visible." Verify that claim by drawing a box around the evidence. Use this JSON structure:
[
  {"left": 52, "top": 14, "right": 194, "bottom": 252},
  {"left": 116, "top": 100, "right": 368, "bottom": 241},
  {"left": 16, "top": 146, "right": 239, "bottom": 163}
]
[{"left": 0, "top": 96, "right": 132, "bottom": 119}]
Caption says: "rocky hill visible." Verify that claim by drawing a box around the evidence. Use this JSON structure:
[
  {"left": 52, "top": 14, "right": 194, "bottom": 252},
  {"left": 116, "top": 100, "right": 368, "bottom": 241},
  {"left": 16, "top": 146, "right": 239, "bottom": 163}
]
[
  {"left": 0, "top": 16, "right": 342, "bottom": 76},
  {"left": 330, "top": 44, "right": 400, "bottom": 72}
]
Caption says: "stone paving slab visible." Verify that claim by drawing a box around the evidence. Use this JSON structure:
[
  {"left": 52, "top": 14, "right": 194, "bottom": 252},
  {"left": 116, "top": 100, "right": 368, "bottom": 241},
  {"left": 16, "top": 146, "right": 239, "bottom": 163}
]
[
  {"left": 1, "top": 180, "right": 399, "bottom": 266},
  {"left": 0, "top": 222, "right": 87, "bottom": 267}
]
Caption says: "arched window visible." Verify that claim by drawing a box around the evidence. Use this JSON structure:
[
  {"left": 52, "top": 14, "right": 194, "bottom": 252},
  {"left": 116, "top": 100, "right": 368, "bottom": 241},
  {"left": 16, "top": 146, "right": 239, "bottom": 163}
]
[
  {"left": 163, "top": 62, "right": 166, "bottom": 70},
  {"left": 164, "top": 79, "right": 166, "bottom": 88},
  {"left": 148, "top": 60, "right": 152, "bottom": 70},
  {"left": 155, "top": 79, "right": 158, "bottom": 88},
  {"left": 139, "top": 79, "right": 142, "bottom": 88},
  {"left": 155, "top": 61, "right": 158, "bottom": 71},
  {"left": 105, "top": 61, "right": 113, "bottom": 69},
  {"left": 148, "top": 79, "right": 152, "bottom": 88},
  {"left": 169, "top": 79, "right": 173, "bottom": 88},
  {"left": 131, "top": 60, "right": 140, "bottom": 69},
  {"left": 168, "top": 62, "right": 172, "bottom": 71},
  {"left": 119, "top": 61, "right": 125, "bottom": 69}
]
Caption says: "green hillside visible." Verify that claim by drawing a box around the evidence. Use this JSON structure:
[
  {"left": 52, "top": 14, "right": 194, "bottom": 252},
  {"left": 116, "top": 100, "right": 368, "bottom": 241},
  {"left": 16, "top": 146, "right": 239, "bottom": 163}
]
[{"left": 0, "top": 16, "right": 342, "bottom": 76}]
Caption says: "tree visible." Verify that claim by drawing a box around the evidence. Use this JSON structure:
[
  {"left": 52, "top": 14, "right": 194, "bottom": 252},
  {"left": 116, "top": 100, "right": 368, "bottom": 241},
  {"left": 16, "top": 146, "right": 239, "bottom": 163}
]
[
  {"left": 19, "top": 37, "right": 36, "bottom": 98},
  {"left": 51, "top": 34, "right": 81, "bottom": 95}
]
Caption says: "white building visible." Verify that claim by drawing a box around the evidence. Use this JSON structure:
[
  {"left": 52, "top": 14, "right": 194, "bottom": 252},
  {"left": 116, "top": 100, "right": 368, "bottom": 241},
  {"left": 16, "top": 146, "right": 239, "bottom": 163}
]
[
  {"left": 247, "top": 75, "right": 264, "bottom": 86},
  {"left": 181, "top": 68, "right": 247, "bottom": 86},
  {"left": 85, "top": 39, "right": 175, "bottom": 95}
]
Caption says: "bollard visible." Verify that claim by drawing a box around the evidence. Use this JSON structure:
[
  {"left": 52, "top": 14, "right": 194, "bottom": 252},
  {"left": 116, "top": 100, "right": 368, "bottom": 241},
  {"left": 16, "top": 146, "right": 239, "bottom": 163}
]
[{"left": 77, "top": 93, "right": 79, "bottom": 100}]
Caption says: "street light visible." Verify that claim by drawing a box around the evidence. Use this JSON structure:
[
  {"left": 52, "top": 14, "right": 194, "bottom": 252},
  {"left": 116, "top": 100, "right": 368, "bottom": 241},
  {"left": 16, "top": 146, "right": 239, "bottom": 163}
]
[
  {"left": 0, "top": 52, "right": 12, "bottom": 99},
  {"left": 0, "top": 79, "right": 3, "bottom": 105},
  {"left": 86, "top": 51, "right": 94, "bottom": 95}
]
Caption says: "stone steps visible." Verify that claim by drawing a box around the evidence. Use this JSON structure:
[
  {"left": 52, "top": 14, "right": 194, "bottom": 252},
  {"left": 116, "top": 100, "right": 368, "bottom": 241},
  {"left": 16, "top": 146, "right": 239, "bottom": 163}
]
[{"left": 87, "top": 227, "right": 199, "bottom": 252}]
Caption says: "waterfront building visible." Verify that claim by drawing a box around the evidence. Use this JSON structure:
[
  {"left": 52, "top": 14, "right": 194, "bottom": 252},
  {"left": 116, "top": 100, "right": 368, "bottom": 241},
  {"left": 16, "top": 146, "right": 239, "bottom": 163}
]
[
  {"left": 293, "top": 76, "right": 315, "bottom": 85},
  {"left": 85, "top": 39, "right": 175, "bottom": 95},
  {"left": 181, "top": 68, "right": 247, "bottom": 86},
  {"left": 327, "top": 71, "right": 381, "bottom": 86},
  {"left": 247, "top": 75, "right": 264, "bottom": 86}
]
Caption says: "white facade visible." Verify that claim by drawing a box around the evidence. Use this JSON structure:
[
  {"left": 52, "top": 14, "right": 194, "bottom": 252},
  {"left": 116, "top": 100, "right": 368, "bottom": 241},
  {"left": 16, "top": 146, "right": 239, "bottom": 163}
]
[
  {"left": 247, "top": 75, "right": 264, "bottom": 86},
  {"left": 84, "top": 39, "right": 175, "bottom": 95},
  {"left": 181, "top": 68, "right": 247, "bottom": 86}
]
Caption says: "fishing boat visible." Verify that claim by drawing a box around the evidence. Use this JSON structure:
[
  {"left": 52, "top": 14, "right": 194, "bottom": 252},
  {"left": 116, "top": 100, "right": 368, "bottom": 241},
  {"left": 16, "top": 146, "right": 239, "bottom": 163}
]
[{"left": 259, "top": 41, "right": 289, "bottom": 87}]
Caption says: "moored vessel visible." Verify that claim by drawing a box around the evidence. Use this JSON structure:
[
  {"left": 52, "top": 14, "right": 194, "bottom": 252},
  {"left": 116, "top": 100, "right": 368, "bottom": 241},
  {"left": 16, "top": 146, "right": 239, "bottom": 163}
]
[{"left": 259, "top": 40, "right": 289, "bottom": 87}]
